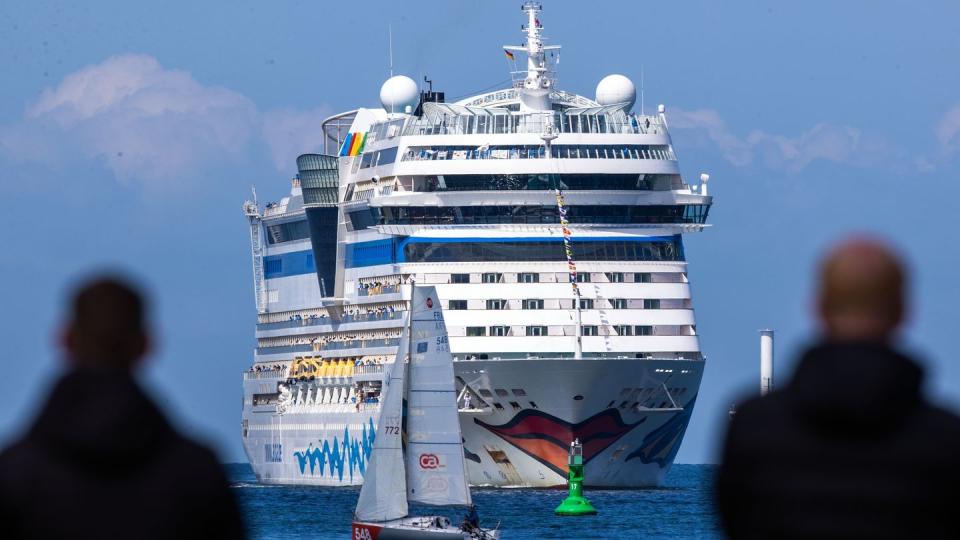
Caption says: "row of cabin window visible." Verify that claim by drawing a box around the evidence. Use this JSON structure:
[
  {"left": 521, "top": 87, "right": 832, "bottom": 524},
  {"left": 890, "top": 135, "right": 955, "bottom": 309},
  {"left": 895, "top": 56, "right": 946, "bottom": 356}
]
[
  {"left": 449, "top": 272, "right": 661, "bottom": 284},
  {"left": 465, "top": 325, "right": 657, "bottom": 337},
  {"left": 451, "top": 299, "right": 666, "bottom": 310},
  {"left": 401, "top": 144, "right": 675, "bottom": 162}
]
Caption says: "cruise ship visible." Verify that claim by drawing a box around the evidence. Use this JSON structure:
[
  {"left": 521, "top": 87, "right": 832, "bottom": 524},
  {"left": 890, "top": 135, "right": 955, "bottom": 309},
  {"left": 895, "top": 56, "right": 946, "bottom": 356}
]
[{"left": 241, "top": 2, "right": 711, "bottom": 488}]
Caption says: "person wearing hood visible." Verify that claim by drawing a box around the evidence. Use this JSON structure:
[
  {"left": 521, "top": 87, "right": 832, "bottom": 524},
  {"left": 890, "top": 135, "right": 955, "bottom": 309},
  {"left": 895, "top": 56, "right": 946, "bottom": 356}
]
[
  {"left": 716, "top": 237, "right": 960, "bottom": 539},
  {"left": 0, "top": 276, "right": 246, "bottom": 539}
]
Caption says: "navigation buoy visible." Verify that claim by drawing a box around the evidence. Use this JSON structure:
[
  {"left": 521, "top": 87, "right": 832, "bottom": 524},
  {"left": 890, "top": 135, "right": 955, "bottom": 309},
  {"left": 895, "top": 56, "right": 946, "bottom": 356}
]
[{"left": 555, "top": 439, "right": 597, "bottom": 516}]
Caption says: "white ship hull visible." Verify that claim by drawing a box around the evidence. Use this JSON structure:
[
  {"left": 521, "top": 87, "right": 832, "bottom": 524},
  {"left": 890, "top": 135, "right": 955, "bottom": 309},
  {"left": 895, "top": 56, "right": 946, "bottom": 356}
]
[{"left": 243, "top": 357, "right": 701, "bottom": 488}]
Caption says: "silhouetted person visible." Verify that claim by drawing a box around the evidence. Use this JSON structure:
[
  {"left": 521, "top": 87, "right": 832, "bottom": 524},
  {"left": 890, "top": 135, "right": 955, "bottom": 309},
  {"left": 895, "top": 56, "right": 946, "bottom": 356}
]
[
  {"left": 717, "top": 238, "right": 960, "bottom": 539},
  {"left": 0, "top": 276, "right": 245, "bottom": 539}
]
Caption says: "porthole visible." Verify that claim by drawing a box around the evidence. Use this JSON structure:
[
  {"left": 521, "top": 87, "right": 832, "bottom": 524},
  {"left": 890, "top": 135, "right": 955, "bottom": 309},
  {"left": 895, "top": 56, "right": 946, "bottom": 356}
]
[{"left": 573, "top": 395, "right": 584, "bottom": 401}]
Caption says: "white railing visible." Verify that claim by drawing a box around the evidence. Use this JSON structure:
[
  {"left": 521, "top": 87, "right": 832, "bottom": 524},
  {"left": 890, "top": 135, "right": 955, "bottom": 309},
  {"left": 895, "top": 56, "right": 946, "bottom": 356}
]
[
  {"left": 243, "top": 368, "right": 287, "bottom": 380},
  {"left": 401, "top": 111, "right": 664, "bottom": 137},
  {"left": 353, "top": 363, "right": 386, "bottom": 376}
]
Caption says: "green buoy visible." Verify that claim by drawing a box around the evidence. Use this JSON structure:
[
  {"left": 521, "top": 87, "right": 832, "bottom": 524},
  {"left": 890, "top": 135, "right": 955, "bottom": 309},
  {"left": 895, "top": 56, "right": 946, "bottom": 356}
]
[{"left": 555, "top": 438, "right": 597, "bottom": 516}]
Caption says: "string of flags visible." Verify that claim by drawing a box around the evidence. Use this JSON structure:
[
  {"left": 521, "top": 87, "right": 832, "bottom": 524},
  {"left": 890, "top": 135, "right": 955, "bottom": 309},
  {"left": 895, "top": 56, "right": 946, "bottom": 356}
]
[{"left": 555, "top": 189, "right": 580, "bottom": 298}]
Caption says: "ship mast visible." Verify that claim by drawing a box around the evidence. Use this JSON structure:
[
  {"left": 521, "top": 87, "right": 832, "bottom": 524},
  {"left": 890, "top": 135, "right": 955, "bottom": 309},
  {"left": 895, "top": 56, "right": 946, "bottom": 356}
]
[{"left": 505, "top": 2, "right": 560, "bottom": 111}]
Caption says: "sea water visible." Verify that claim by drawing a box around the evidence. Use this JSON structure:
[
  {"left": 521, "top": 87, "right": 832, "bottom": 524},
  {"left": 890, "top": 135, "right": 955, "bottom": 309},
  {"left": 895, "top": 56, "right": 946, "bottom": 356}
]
[{"left": 228, "top": 464, "right": 723, "bottom": 539}]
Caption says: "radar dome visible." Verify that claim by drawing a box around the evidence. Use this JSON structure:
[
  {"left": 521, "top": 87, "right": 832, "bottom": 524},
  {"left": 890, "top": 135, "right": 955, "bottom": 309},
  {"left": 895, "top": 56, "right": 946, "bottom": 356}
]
[
  {"left": 595, "top": 74, "right": 636, "bottom": 110},
  {"left": 379, "top": 75, "right": 419, "bottom": 114}
]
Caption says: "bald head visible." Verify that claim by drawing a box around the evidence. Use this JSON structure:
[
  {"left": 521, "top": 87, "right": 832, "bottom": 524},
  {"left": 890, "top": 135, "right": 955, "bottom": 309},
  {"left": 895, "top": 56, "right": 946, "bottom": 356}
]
[{"left": 817, "top": 237, "right": 907, "bottom": 343}]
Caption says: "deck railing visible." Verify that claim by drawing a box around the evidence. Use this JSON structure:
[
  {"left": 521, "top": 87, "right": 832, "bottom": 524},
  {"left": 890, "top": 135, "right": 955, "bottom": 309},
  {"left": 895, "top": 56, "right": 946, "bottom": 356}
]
[
  {"left": 401, "top": 111, "right": 664, "bottom": 137},
  {"left": 257, "top": 310, "right": 401, "bottom": 330}
]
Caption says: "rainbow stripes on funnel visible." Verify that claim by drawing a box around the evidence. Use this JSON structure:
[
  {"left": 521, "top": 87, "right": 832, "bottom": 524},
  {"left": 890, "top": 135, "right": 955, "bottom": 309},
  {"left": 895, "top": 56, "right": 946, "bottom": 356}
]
[{"left": 339, "top": 132, "right": 367, "bottom": 157}]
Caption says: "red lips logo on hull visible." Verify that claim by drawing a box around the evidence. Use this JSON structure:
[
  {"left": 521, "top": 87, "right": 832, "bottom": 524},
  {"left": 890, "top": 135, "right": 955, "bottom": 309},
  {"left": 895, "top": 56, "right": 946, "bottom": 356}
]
[{"left": 474, "top": 408, "right": 647, "bottom": 475}]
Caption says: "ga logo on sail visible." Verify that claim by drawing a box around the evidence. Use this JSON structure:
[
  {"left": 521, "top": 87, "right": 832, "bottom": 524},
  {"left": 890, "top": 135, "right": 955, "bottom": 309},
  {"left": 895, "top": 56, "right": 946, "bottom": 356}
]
[{"left": 419, "top": 453, "right": 441, "bottom": 469}]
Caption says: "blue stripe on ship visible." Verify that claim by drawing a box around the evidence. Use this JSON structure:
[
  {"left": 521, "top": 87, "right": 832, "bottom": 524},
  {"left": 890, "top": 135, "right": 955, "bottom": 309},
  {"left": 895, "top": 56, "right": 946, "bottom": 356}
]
[
  {"left": 343, "top": 236, "right": 676, "bottom": 268},
  {"left": 263, "top": 250, "right": 316, "bottom": 279}
]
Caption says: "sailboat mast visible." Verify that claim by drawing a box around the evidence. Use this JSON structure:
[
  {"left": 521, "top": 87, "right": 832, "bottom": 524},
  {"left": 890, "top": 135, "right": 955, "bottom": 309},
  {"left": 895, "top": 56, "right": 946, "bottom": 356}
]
[
  {"left": 403, "top": 277, "right": 414, "bottom": 504},
  {"left": 406, "top": 277, "right": 415, "bottom": 378}
]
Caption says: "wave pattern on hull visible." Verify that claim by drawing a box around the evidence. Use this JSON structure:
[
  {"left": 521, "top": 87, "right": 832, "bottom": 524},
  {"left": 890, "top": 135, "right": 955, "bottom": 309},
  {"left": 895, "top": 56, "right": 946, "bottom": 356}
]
[
  {"left": 292, "top": 418, "right": 376, "bottom": 481},
  {"left": 626, "top": 395, "right": 697, "bottom": 467}
]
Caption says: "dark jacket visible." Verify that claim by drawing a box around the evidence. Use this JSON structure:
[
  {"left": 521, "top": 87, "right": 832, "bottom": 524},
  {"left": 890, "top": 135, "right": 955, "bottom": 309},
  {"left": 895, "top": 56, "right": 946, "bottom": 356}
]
[
  {"left": 717, "top": 342, "right": 960, "bottom": 540},
  {"left": 0, "top": 369, "right": 245, "bottom": 540}
]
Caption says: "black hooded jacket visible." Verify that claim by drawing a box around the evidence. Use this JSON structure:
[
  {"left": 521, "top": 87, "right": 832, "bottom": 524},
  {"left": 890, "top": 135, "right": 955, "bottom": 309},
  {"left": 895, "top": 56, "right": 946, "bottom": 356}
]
[
  {"left": 717, "top": 342, "right": 960, "bottom": 540},
  {"left": 0, "top": 369, "right": 245, "bottom": 540}
]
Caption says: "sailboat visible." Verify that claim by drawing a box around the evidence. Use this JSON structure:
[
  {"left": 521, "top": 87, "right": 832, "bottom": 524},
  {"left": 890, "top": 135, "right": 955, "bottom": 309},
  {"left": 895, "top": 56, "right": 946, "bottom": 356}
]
[{"left": 352, "top": 285, "right": 501, "bottom": 540}]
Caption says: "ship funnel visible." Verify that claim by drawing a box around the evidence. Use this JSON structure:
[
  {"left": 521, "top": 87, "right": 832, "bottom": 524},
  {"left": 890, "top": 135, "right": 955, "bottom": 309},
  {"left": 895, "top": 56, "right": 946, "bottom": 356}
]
[{"left": 760, "top": 330, "right": 774, "bottom": 396}]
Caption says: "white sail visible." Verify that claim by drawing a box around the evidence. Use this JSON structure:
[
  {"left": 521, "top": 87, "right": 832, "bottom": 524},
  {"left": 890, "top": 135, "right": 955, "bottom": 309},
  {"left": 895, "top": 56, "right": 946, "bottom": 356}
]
[
  {"left": 354, "top": 337, "right": 409, "bottom": 522},
  {"left": 405, "top": 286, "right": 473, "bottom": 507}
]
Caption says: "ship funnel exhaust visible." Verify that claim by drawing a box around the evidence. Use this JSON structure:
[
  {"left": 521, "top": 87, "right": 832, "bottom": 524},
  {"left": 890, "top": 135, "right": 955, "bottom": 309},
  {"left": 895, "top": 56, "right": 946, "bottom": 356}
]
[{"left": 760, "top": 330, "right": 774, "bottom": 396}]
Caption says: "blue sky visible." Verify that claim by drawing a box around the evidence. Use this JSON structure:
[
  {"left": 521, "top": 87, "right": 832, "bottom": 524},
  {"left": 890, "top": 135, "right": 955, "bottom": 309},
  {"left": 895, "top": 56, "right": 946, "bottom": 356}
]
[{"left": 2, "top": 0, "right": 959, "bottom": 464}]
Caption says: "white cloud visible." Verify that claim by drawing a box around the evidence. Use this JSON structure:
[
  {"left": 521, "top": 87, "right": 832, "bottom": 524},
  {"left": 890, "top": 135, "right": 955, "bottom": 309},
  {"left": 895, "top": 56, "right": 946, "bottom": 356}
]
[
  {"left": 0, "top": 54, "right": 330, "bottom": 184},
  {"left": 936, "top": 105, "right": 960, "bottom": 155},
  {"left": 261, "top": 107, "right": 331, "bottom": 170},
  {"left": 668, "top": 108, "right": 753, "bottom": 167},
  {"left": 669, "top": 107, "right": 887, "bottom": 173}
]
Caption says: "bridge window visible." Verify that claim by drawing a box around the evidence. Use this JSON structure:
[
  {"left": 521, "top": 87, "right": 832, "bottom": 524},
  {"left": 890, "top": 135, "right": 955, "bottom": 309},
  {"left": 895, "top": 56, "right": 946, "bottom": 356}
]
[
  {"left": 486, "top": 299, "right": 507, "bottom": 310},
  {"left": 402, "top": 238, "right": 685, "bottom": 264},
  {"left": 482, "top": 272, "right": 503, "bottom": 283},
  {"left": 606, "top": 272, "right": 624, "bottom": 283},
  {"left": 522, "top": 299, "right": 544, "bottom": 310},
  {"left": 265, "top": 220, "right": 310, "bottom": 244},
  {"left": 381, "top": 204, "right": 709, "bottom": 226},
  {"left": 519, "top": 273, "right": 539, "bottom": 283}
]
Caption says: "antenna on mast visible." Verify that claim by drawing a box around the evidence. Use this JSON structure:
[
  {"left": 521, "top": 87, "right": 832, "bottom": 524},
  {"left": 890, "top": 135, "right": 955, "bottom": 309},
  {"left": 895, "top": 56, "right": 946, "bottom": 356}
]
[
  {"left": 640, "top": 65, "right": 645, "bottom": 116},
  {"left": 388, "top": 24, "right": 394, "bottom": 77}
]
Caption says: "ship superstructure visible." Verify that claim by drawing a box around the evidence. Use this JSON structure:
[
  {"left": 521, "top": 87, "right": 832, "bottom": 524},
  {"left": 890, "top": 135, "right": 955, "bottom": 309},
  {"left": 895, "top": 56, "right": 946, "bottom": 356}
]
[{"left": 241, "top": 2, "right": 711, "bottom": 487}]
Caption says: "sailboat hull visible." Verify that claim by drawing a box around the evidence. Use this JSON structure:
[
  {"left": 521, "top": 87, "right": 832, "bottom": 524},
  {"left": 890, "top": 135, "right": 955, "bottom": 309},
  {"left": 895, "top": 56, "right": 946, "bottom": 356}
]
[{"left": 352, "top": 517, "right": 500, "bottom": 540}]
